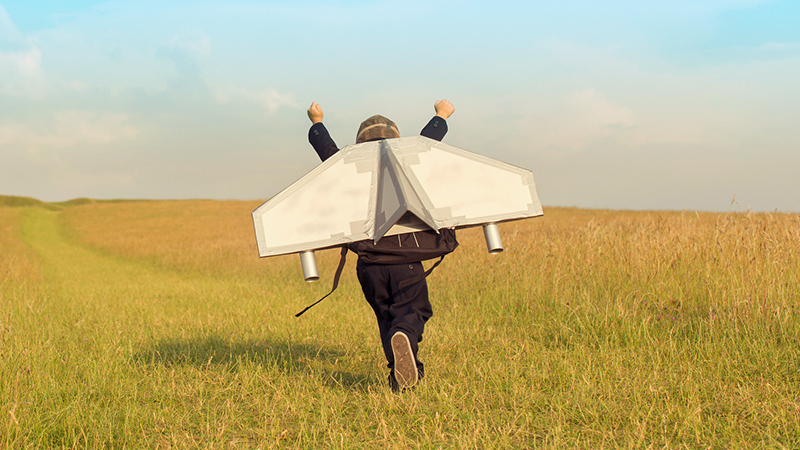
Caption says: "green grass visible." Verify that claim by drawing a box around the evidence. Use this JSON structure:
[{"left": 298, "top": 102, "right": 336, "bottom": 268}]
[{"left": 1, "top": 201, "right": 799, "bottom": 448}]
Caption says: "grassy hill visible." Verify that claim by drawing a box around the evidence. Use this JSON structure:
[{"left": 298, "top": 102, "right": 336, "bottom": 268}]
[
  {"left": 0, "top": 195, "right": 153, "bottom": 210},
  {"left": 1, "top": 198, "right": 798, "bottom": 448}
]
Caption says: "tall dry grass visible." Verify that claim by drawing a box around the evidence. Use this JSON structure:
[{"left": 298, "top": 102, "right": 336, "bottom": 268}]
[
  {"left": 0, "top": 208, "right": 42, "bottom": 290},
  {"left": 3, "top": 200, "right": 799, "bottom": 448},
  {"left": 498, "top": 208, "right": 800, "bottom": 313},
  {"left": 0, "top": 208, "right": 45, "bottom": 447},
  {"left": 61, "top": 200, "right": 266, "bottom": 276},
  {"left": 62, "top": 201, "right": 800, "bottom": 306}
]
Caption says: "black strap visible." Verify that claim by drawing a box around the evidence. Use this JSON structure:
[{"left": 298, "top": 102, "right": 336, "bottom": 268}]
[
  {"left": 398, "top": 255, "right": 446, "bottom": 290},
  {"left": 294, "top": 246, "right": 348, "bottom": 318}
]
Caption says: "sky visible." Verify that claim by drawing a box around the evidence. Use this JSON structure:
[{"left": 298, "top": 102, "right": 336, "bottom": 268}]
[{"left": 1, "top": 0, "right": 798, "bottom": 212}]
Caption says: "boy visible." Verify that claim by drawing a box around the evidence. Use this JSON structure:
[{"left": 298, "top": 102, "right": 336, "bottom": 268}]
[{"left": 306, "top": 100, "right": 455, "bottom": 391}]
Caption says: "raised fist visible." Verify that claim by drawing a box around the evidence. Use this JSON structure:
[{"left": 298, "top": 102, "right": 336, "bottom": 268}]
[
  {"left": 307, "top": 102, "right": 324, "bottom": 124},
  {"left": 434, "top": 99, "right": 455, "bottom": 119}
]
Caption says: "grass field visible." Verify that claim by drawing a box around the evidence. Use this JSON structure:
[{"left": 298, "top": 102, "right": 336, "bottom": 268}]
[{"left": 1, "top": 197, "right": 799, "bottom": 448}]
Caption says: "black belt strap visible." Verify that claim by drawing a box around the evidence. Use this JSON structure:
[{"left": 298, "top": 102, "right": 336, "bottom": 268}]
[
  {"left": 295, "top": 246, "right": 348, "bottom": 317},
  {"left": 398, "top": 255, "right": 446, "bottom": 290}
]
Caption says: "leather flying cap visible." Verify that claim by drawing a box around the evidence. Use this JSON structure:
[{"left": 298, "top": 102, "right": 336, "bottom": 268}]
[{"left": 356, "top": 115, "right": 400, "bottom": 143}]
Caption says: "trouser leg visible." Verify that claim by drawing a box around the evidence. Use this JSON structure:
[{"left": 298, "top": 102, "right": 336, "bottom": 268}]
[{"left": 356, "top": 260, "right": 432, "bottom": 376}]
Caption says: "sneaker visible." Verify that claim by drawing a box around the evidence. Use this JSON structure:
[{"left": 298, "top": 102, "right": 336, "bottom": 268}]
[{"left": 391, "top": 331, "right": 418, "bottom": 390}]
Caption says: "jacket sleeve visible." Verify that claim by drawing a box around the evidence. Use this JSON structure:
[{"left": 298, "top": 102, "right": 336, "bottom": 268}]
[
  {"left": 308, "top": 122, "right": 340, "bottom": 162},
  {"left": 419, "top": 116, "right": 448, "bottom": 142}
]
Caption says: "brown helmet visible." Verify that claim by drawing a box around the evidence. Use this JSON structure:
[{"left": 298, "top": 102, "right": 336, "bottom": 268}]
[{"left": 356, "top": 115, "right": 400, "bottom": 143}]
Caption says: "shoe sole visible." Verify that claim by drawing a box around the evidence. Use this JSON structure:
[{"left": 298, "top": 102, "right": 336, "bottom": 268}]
[{"left": 391, "top": 332, "right": 418, "bottom": 390}]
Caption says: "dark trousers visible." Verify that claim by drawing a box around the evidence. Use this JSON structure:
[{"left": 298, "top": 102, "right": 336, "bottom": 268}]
[{"left": 356, "top": 259, "right": 432, "bottom": 377}]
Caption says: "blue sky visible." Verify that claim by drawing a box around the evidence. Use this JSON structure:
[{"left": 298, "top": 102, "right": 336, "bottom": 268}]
[{"left": 1, "top": 0, "right": 798, "bottom": 211}]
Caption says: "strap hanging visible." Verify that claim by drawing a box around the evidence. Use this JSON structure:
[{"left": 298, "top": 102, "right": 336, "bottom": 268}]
[
  {"left": 294, "top": 249, "right": 447, "bottom": 317},
  {"left": 295, "top": 246, "right": 348, "bottom": 318}
]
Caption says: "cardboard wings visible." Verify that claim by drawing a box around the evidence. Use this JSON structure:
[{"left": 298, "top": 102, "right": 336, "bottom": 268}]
[{"left": 252, "top": 136, "right": 542, "bottom": 271}]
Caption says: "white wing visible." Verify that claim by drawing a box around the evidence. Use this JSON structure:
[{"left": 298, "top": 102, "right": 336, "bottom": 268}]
[
  {"left": 252, "top": 136, "right": 542, "bottom": 257},
  {"left": 389, "top": 137, "right": 542, "bottom": 228}
]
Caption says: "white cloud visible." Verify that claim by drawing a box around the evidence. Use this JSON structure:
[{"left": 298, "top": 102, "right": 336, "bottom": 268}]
[
  {"left": 0, "top": 111, "right": 138, "bottom": 153},
  {"left": 566, "top": 89, "right": 635, "bottom": 138},
  {"left": 514, "top": 89, "right": 637, "bottom": 151},
  {"left": 0, "top": 45, "right": 42, "bottom": 77},
  {"left": 0, "top": 6, "right": 45, "bottom": 96},
  {"left": 170, "top": 31, "right": 212, "bottom": 56},
  {"left": 213, "top": 85, "right": 299, "bottom": 112},
  {"left": 0, "top": 6, "right": 22, "bottom": 41},
  {"left": 540, "top": 36, "right": 800, "bottom": 151}
]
